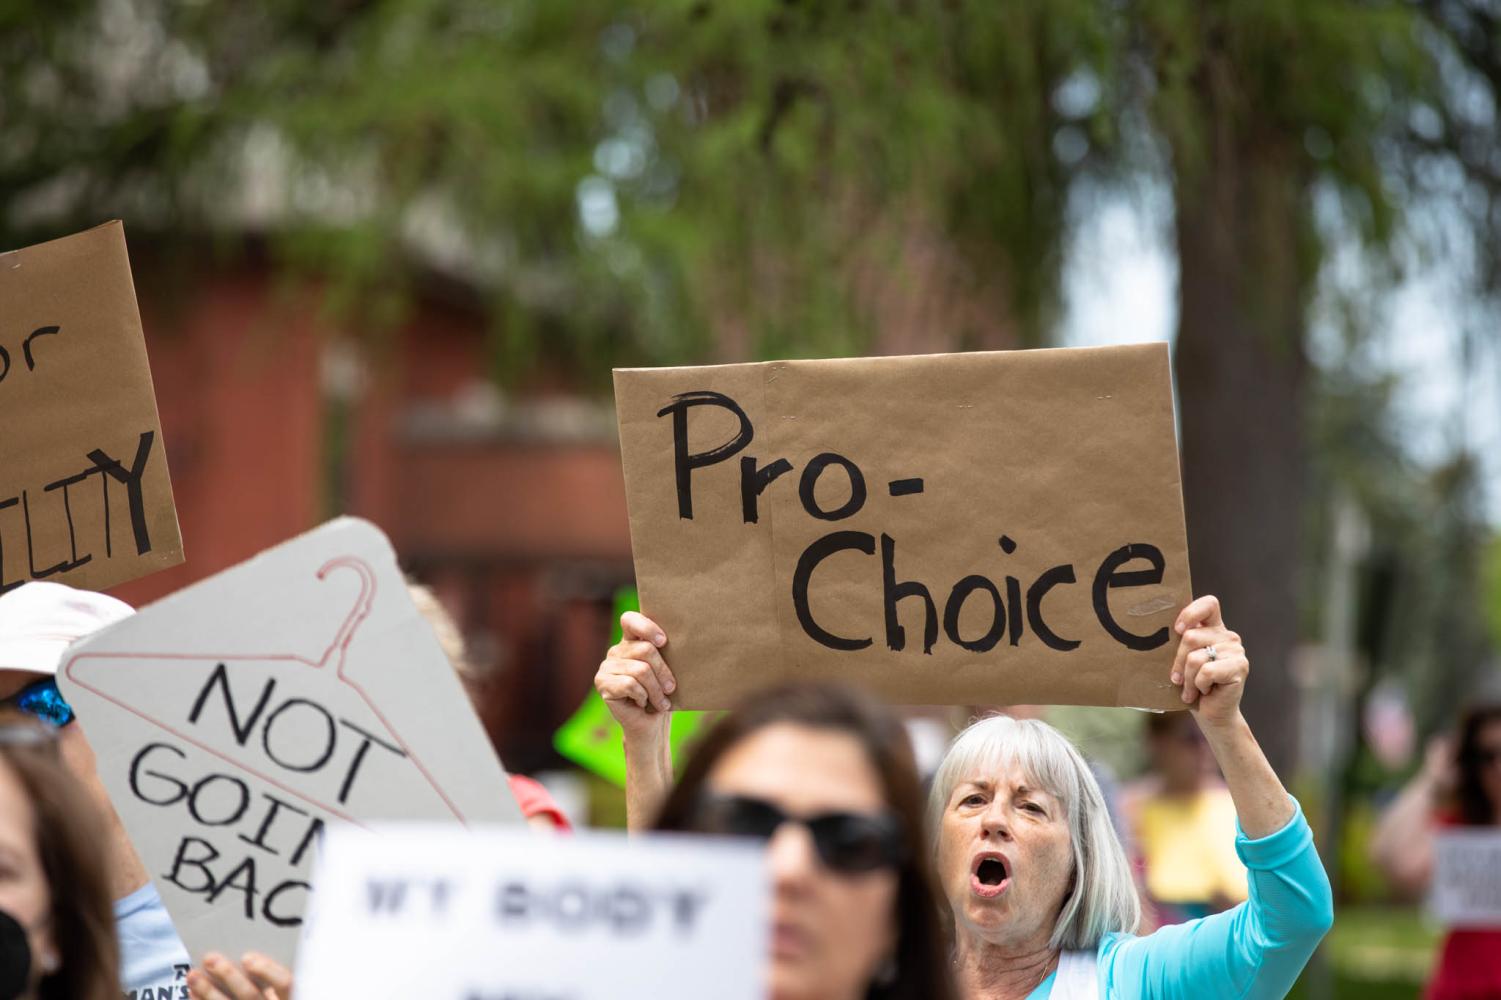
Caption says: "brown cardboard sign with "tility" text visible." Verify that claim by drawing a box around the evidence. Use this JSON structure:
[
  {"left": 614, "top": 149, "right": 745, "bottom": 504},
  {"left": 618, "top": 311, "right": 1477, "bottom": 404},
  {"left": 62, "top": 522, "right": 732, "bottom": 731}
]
[
  {"left": 0, "top": 221, "right": 182, "bottom": 591},
  {"left": 614, "top": 344, "right": 1192, "bottom": 710}
]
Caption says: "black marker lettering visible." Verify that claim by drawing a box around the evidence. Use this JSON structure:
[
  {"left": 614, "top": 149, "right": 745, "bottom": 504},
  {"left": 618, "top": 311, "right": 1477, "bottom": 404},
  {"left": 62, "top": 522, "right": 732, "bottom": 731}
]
[
  {"left": 1027, "top": 564, "right": 1082, "bottom": 651},
  {"left": 739, "top": 456, "right": 793, "bottom": 524},
  {"left": 1092, "top": 543, "right": 1170, "bottom": 651},
  {"left": 656, "top": 391, "right": 753, "bottom": 519},
  {"left": 261, "top": 698, "right": 337, "bottom": 773},
  {"left": 0, "top": 496, "right": 19, "bottom": 594},
  {"left": 22, "top": 325, "right": 59, "bottom": 370},
  {"left": 882, "top": 533, "right": 936, "bottom": 654},
  {"left": 335, "top": 718, "right": 407, "bottom": 805},
  {"left": 797, "top": 453, "right": 867, "bottom": 521},
  {"left": 188, "top": 664, "right": 276, "bottom": 747},
  {"left": 671, "top": 888, "right": 709, "bottom": 935},
  {"left": 943, "top": 576, "right": 1006, "bottom": 653},
  {"left": 86, "top": 430, "right": 156, "bottom": 555},
  {"left": 290, "top": 817, "right": 325, "bottom": 867},
  {"left": 43, "top": 469, "right": 93, "bottom": 572},
  {"left": 792, "top": 531, "right": 875, "bottom": 651},
  {"left": 553, "top": 884, "right": 590, "bottom": 930},
  {"left": 262, "top": 880, "right": 308, "bottom": 928},
  {"left": 129, "top": 742, "right": 189, "bottom": 806},
  {"left": 164, "top": 836, "right": 219, "bottom": 894},
  {"left": 22, "top": 490, "right": 71, "bottom": 579},
  {"left": 497, "top": 881, "right": 529, "bottom": 921},
  {"left": 186, "top": 773, "right": 251, "bottom": 827},
  {"left": 1005, "top": 577, "right": 1023, "bottom": 647},
  {"left": 237, "top": 792, "right": 309, "bottom": 856},
  {"left": 607, "top": 886, "right": 649, "bottom": 934},
  {"left": 366, "top": 879, "right": 409, "bottom": 916},
  {"left": 207, "top": 856, "right": 260, "bottom": 919}
]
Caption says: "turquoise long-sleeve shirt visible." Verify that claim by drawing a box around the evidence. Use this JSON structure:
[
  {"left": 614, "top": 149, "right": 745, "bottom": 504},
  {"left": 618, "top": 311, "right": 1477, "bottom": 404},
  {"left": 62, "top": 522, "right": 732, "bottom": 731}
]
[{"left": 1028, "top": 798, "right": 1333, "bottom": 999}]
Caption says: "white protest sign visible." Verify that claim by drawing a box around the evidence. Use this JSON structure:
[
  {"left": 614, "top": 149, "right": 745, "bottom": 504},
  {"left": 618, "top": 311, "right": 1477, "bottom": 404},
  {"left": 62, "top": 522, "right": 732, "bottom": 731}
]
[
  {"left": 1430, "top": 829, "right": 1501, "bottom": 927},
  {"left": 296, "top": 825, "right": 768, "bottom": 1000},
  {"left": 56, "top": 517, "right": 522, "bottom": 967}
]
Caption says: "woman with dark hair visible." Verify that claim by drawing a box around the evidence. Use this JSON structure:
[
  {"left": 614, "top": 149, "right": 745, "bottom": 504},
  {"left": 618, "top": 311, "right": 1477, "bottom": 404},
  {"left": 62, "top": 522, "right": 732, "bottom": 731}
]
[
  {"left": 0, "top": 721, "right": 119, "bottom": 1000},
  {"left": 1371, "top": 702, "right": 1501, "bottom": 1000},
  {"left": 598, "top": 615, "right": 956, "bottom": 1000}
]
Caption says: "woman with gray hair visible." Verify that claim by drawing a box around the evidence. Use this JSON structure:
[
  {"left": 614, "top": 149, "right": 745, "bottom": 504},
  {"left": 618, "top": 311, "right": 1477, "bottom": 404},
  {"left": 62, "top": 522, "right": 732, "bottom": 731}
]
[{"left": 929, "top": 595, "right": 1332, "bottom": 999}]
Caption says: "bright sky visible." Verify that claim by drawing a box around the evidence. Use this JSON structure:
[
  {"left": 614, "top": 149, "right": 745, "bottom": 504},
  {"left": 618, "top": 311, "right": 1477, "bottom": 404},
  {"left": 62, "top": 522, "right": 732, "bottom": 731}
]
[{"left": 1059, "top": 191, "right": 1501, "bottom": 525}]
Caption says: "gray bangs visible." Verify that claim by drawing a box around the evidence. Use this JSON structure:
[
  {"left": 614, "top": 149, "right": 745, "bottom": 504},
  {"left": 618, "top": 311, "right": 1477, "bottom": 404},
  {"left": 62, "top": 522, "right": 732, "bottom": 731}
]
[{"left": 928, "top": 716, "right": 1086, "bottom": 823}]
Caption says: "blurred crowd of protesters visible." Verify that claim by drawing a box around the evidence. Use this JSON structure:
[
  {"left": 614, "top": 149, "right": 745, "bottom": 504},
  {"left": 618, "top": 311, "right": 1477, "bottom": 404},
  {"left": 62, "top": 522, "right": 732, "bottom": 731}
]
[
  {"left": 9, "top": 577, "right": 1450, "bottom": 999},
  {"left": 599, "top": 597, "right": 1333, "bottom": 999},
  {"left": 1370, "top": 705, "right": 1501, "bottom": 1000},
  {"left": 1123, "top": 712, "right": 1247, "bottom": 926}
]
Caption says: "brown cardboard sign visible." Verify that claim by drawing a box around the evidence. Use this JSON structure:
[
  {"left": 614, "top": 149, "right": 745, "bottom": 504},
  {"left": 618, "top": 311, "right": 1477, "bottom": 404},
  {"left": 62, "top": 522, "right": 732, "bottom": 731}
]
[
  {"left": 614, "top": 344, "right": 1191, "bottom": 710},
  {"left": 0, "top": 222, "right": 182, "bottom": 591}
]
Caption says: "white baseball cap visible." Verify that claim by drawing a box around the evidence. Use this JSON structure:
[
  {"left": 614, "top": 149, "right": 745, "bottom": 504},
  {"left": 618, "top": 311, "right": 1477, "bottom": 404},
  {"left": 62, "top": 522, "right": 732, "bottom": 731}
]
[{"left": 0, "top": 582, "right": 135, "bottom": 676}]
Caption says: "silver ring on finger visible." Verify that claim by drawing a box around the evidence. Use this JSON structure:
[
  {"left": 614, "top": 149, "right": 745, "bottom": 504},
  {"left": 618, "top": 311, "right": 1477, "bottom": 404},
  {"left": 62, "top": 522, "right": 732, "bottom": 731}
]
[{"left": 1205, "top": 645, "right": 1218, "bottom": 662}]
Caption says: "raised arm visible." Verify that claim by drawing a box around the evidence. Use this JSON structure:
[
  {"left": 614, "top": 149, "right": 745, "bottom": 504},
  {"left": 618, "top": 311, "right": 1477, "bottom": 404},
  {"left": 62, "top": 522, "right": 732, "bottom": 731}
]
[
  {"left": 593, "top": 611, "right": 676, "bottom": 831},
  {"left": 1101, "top": 595, "right": 1333, "bottom": 1000},
  {"left": 1171, "top": 595, "right": 1292, "bottom": 837},
  {"left": 1369, "top": 735, "right": 1450, "bottom": 897}
]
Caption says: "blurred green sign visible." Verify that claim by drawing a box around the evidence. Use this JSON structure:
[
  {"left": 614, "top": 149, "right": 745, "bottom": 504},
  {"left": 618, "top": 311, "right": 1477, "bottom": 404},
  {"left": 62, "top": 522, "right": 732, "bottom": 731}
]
[{"left": 553, "top": 586, "right": 710, "bottom": 787}]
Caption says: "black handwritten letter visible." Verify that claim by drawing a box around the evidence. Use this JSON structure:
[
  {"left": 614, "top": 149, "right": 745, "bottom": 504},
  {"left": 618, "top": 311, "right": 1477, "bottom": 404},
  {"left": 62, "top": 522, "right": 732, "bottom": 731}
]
[
  {"left": 0, "top": 497, "right": 20, "bottom": 595},
  {"left": 207, "top": 857, "right": 260, "bottom": 919},
  {"left": 335, "top": 719, "right": 408, "bottom": 805},
  {"left": 129, "top": 742, "right": 189, "bottom": 806},
  {"left": 366, "top": 878, "right": 410, "bottom": 916},
  {"left": 43, "top": 469, "right": 94, "bottom": 573},
  {"left": 164, "top": 836, "right": 219, "bottom": 894},
  {"left": 792, "top": 531, "right": 875, "bottom": 651},
  {"left": 740, "top": 456, "right": 793, "bottom": 524},
  {"left": 22, "top": 325, "right": 59, "bottom": 370},
  {"left": 882, "top": 534, "right": 937, "bottom": 654},
  {"left": 238, "top": 792, "right": 310, "bottom": 857},
  {"left": 187, "top": 774, "right": 252, "bottom": 827},
  {"left": 1092, "top": 543, "right": 1171, "bottom": 651},
  {"left": 798, "top": 453, "right": 867, "bottom": 521},
  {"left": 261, "top": 699, "right": 337, "bottom": 773},
  {"left": 656, "top": 391, "right": 753, "bottom": 519},
  {"left": 87, "top": 430, "right": 157, "bottom": 555},
  {"left": 942, "top": 576, "right": 1006, "bottom": 653},
  {"left": 1026, "top": 565, "right": 1082, "bottom": 651},
  {"left": 262, "top": 880, "right": 308, "bottom": 928},
  {"left": 188, "top": 664, "right": 276, "bottom": 747}
]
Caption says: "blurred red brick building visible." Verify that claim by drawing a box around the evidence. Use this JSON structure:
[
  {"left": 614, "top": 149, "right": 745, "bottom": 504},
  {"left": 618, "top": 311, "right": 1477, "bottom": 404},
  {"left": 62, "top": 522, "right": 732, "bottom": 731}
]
[
  {"left": 111, "top": 252, "right": 632, "bottom": 772},
  {"left": 106, "top": 227, "right": 1016, "bottom": 772}
]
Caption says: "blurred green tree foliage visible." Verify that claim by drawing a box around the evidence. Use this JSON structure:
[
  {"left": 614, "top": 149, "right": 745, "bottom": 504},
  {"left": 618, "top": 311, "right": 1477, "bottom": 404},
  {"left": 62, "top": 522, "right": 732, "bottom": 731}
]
[
  {"left": 0, "top": 0, "right": 1120, "bottom": 367},
  {"left": 1, "top": 0, "right": 1496, "bottom": 767}
]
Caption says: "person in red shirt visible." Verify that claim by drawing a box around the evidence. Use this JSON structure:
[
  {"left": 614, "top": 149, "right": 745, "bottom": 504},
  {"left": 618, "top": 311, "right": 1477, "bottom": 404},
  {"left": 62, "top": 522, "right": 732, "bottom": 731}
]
[{"left": 1371, "top": 703, "right": 1501, "bottom": 1000}]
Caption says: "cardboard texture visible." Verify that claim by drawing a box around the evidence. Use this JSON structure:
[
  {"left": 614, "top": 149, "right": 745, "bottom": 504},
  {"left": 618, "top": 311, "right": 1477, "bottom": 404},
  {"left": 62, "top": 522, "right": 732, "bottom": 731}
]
[
  {"left": 0, "top": 221, "right": 182, "bottom": 591},
  {"left": 614, "top": 344, "right": 1191, "bottom": 710},
  {"left": 296, "top": 825, "right": 768, "bottom": 1000},
  {"left": 56, "top": 517, "right": 522, "bottom": 968}
]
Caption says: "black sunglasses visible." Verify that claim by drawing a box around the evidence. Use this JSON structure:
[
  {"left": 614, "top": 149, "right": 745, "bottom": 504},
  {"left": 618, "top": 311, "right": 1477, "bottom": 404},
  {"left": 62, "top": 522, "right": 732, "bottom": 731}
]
[
  {"left": 1472, "top": 747, "right": 1501, "bottom": 767},
  {"left": 691, "top": 794, "right": 905, "bottom": 874},
  {"left": 0, "top": 676, "right": 75, "bottom": 729}
]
